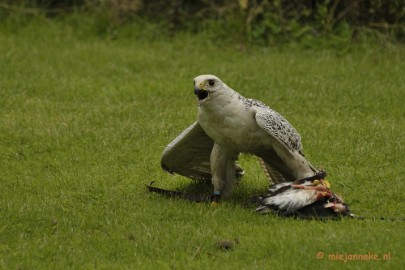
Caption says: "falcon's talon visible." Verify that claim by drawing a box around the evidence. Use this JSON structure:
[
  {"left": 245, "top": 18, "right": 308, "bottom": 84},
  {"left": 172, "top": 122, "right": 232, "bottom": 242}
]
[
  {"left": 211, "top": 201, "right": 221, "bottom": 207},
  {"left": 320, "top": 179, "right": 331, "bottom": 189},
  {"left": 211, "top": 193, "right": 221, "bottom": 203}
]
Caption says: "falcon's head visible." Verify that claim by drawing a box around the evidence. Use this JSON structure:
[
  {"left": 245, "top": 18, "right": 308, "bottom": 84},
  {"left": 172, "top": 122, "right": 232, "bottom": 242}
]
[{"left": 193, "top": 75, "right": 224, "bottom": 106}]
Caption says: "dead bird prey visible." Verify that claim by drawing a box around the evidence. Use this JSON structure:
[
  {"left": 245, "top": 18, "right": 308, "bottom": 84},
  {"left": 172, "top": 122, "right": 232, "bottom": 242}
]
[
  {"left": 161, "top": 74, "right": 323, "bottom": 203},
  {"left": 254, "top": 175, "right": 352, "bottom": 218}
]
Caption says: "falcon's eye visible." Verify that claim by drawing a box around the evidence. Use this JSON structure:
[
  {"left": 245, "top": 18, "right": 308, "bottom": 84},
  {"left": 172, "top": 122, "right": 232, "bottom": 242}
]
[{"left": 208, "top": 80, "right": 215, "bottom": 87}]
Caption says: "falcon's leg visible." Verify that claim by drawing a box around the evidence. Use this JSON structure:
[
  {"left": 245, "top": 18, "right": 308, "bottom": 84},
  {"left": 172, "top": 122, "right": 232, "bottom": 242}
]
[{"left": 210, "top": 143, "right": 239, "bottom": 198}]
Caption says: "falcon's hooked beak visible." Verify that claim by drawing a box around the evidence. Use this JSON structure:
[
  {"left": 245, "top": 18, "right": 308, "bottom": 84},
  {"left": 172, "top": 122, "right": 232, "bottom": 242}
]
[{"left": 194, "top": 87, "right": 209, "bottom": 106}]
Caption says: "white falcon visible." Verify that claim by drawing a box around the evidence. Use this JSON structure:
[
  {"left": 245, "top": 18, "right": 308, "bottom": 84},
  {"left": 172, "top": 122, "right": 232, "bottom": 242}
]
[{"left": 161, "top": 75, "right": 319, "bottom": 200}]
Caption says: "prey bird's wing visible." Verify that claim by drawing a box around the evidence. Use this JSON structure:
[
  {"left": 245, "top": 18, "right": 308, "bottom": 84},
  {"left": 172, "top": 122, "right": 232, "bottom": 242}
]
[
  {"left": 256, "top": 183, "right": 319, "bottom": 214},
  {"left": 161, "top": 122, "right": 214, "bottom": 181}
]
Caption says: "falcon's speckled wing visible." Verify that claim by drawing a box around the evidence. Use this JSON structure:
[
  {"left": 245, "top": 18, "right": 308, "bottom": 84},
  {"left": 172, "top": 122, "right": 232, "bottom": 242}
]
[
  {"left": 255, "top": 106, "right": 303, "bottom": 153},
  {"left": 254, "top": 106, "right": 309, "bottom": 182}
]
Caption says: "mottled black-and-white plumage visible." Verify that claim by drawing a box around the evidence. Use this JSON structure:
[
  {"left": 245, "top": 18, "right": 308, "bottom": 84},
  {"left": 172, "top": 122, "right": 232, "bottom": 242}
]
[
  {"left": 161, "top": 75, "right": 318, "bottom": 198},
  {"left": 255, "top": 107, "right": 303, "bottom": 153},
  {"left": 237, "top": 95, "right": 303, "bottom": 152}
]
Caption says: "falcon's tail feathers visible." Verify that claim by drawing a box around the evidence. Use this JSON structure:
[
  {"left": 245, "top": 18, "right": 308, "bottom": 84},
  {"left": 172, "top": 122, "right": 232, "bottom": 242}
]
[{"left": 258, "top": 158, "right": 288, "bottom": 184}]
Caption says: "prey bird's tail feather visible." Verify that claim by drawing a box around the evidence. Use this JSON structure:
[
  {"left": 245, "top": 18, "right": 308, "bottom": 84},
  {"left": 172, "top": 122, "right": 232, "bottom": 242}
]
[{"left": 146, "top": 181, "right": 212, "bottom": 202}]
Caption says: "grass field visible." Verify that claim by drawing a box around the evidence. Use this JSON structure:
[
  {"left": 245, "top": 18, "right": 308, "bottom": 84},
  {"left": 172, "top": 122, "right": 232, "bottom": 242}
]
[{"left": 1, "top": 20, "right": 404, "bottom": 269}]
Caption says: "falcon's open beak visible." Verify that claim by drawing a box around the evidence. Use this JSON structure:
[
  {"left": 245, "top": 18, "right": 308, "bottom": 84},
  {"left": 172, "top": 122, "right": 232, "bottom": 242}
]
[{"left": 194, "top": 88, "right": 209, "bottom": 105}]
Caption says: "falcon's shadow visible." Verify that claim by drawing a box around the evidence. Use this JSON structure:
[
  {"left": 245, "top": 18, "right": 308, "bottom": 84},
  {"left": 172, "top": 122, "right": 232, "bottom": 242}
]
[{"left": 150, "top": 178, "right": 267, "bottom": 209}]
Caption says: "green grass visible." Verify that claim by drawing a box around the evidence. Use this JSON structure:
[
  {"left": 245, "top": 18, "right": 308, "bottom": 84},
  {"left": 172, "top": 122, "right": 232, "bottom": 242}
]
[{"left": 1, "top": 20, "right": 405, "bottom": 269}]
